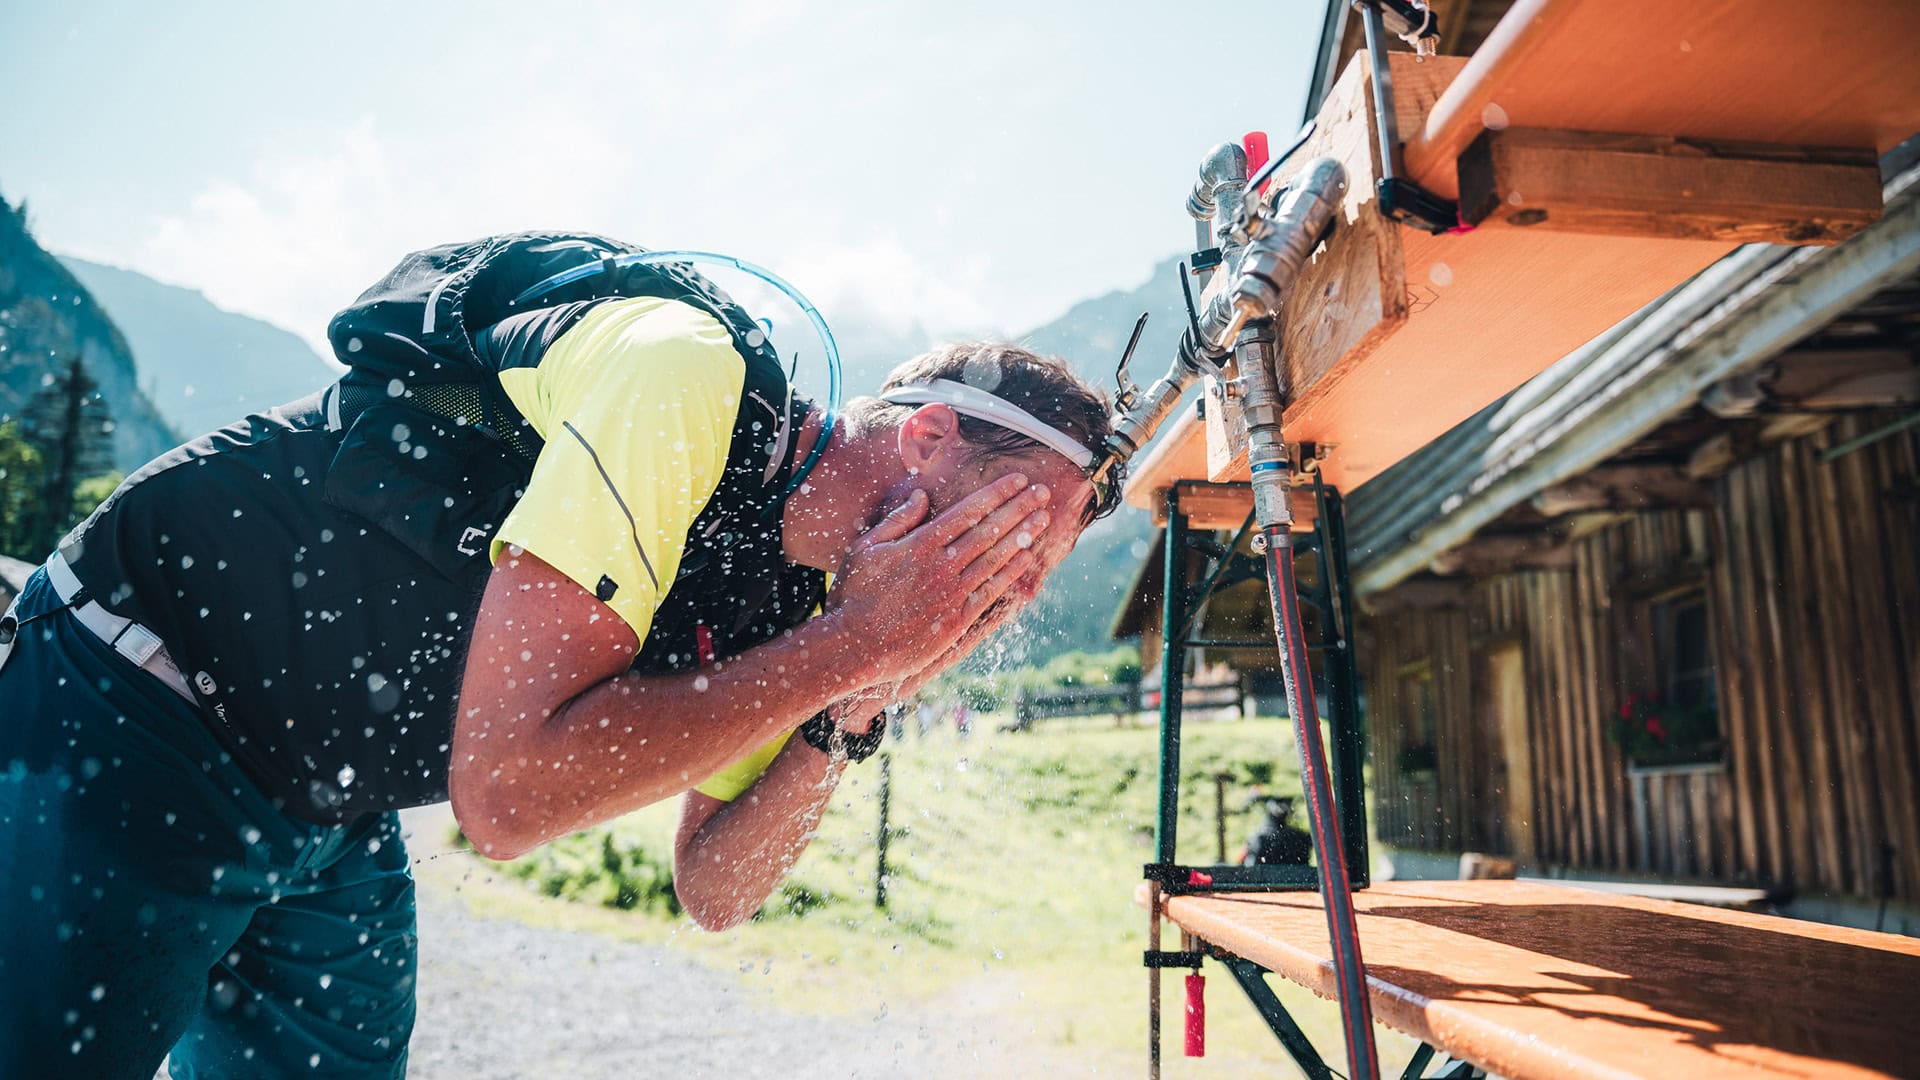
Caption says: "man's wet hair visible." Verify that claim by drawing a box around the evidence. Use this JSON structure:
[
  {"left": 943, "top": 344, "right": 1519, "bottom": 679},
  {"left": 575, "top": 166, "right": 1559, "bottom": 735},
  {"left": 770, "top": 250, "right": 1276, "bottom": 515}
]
[{"left": 849, "top": 342, "right": 1122, "bottom": 523}]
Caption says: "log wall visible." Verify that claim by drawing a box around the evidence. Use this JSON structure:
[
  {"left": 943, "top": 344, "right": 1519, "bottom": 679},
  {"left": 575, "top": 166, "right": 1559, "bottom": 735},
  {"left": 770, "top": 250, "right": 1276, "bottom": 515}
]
[{"left": 1364, "top": 412, "right": 1920, "bottom": 901}]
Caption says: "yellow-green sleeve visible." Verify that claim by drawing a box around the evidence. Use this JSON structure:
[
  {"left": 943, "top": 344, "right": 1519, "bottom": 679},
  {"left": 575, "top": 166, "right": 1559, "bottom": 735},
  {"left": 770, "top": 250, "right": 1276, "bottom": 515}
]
[
  {"left": 694, "top": 731, "right": 795, "bottom": 801},
  {"left": 491, "top": 296, "right": 745, "bottom": 645}
]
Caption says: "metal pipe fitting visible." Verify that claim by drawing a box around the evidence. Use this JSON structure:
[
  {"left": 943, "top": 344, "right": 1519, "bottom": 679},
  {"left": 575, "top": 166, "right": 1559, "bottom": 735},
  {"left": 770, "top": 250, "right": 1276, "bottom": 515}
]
[
  {"left": 1186, "top": 141, "right": 1249, "bottom": 258},
  {"left": 1230, "top": 156, "right": 1347, "bottom": 331},
  {"left": 1230, "top": 320, "right": 1294, "bottom": 531},
  {"left": 1104, "top": 363, "right": 1200, "bottom": 462}
]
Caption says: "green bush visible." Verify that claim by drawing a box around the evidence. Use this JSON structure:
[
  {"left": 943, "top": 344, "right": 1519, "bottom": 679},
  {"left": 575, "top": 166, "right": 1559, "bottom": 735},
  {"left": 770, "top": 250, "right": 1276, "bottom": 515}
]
[{"left": 498, "top": 829, "right": 682, "bottom": 917}]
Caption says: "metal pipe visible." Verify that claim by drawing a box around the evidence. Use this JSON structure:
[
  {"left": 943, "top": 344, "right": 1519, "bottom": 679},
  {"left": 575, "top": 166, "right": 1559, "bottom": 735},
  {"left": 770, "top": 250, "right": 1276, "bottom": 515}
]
[
  {"left": 1221, "top": 160, "right": 1375, "bottom": 1077},
  {"left": 1233, "top": 323, "right": 1293, "bottom": 530},
  {"left": 1107, "top": 361, "right": 1201, "bottom": 463},
  {"left": 1187, "top": 140, "right": 1249, "bottom": 255},
  {"left": 1193, "top": 156, "right": 1347, "bottom": 355},
  {"left": 1358, "top": 0, "right": 1405, "bottom": 190},
  {"left": 1228, "top": 156, "right": 1348, "bottom": 346},
  {"left": 1153, "top": 490, "right": 1189, "bottom": 866}
]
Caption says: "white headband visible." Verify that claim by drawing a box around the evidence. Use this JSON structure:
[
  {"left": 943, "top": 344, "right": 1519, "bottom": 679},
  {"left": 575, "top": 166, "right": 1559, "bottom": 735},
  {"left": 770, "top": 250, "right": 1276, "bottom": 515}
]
[{"left": 878, "top": 378, "right": 1094, "bottom": 469}]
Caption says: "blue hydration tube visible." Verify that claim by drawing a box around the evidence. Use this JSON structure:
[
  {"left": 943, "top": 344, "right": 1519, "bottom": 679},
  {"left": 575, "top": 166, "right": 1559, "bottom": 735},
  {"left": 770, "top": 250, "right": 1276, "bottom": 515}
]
[{"left": 512, "top": 249, "right": 842, "bottom": 500}]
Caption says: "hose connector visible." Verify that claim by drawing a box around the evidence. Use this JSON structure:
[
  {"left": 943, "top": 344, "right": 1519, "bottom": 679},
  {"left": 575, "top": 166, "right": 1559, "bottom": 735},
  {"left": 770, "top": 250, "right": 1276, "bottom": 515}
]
[{"left": 1231, "top": 320, "right": 1293, "bottom": 531}]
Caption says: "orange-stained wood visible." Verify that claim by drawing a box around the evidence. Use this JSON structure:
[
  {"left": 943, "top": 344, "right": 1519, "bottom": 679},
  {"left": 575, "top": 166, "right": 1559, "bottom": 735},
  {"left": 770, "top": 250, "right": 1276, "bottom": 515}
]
[
  {"left": 1298, "top": 224, "right": 1733, "bottom": 491},
  {"left": 1156, "top": 481, "right": 1316, "bottom": 533},
  {"left": 1457, "top": 130, "right": 1885, "bottom": 245},
  {"left": 1405, "top": 0, "right": 1920, "bottom": 198},
  {"left": 1128, "top": 0, "right": 1920, "bottom": 500},
  {"left": 1157, "top": 880, "right": 1920, "bottom": 1080}
]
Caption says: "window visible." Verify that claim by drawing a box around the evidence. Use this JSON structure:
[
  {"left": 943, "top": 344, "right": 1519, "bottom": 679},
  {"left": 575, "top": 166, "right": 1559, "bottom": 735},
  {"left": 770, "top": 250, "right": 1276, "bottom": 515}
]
[
  {"left": 1397, "top": 664, "right": 1439, "bottom": 776},
  {"left": 1654, "top": 590, "right": 1716, "bottom": 713},
  {"left": 1625, "top": 587, "right": 1722, "bottom": 767}
]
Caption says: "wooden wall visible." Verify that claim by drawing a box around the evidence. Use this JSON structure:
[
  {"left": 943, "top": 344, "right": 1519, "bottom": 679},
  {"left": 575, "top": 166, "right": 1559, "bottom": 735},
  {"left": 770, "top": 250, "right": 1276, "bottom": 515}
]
[{"left": 1363, "top": 412, "right": 1920, "bottom": 902}]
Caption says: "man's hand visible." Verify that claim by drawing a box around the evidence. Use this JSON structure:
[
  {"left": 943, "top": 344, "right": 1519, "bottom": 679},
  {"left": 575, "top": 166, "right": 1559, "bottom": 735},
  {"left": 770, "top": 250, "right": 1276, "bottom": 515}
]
[
  {"left": 824, "top": 473, "right": 1051, "bottom": 686},
  {"left": 830, "top": 538, "right": 1040, "bottom": 734}
]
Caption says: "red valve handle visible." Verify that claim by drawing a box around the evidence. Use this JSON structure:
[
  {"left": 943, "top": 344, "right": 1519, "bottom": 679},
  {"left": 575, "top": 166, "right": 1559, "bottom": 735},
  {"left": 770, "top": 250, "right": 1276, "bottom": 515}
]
[
  {"left": 1244, "top": 131, "right": 1271, "bottom": 191},
  {"left": 1185, "top": 973, "right": 1207, "bottom": 1057}
]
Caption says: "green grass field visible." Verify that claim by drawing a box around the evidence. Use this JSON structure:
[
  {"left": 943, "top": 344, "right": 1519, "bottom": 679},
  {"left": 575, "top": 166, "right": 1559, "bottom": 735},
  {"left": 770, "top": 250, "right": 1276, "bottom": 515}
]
[{"left": 425, "top": 714, "right": 1422, "bottom": 1076}]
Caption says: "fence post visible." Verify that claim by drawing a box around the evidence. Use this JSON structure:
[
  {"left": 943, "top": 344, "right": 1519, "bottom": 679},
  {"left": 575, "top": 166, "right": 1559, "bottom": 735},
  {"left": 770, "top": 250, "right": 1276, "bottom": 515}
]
[
  {"left": 1214, "top": 772, "right": 1232, "bottom": 863},
  {"left": 875, "top": 752, "right": 892, "bottom": 909}
]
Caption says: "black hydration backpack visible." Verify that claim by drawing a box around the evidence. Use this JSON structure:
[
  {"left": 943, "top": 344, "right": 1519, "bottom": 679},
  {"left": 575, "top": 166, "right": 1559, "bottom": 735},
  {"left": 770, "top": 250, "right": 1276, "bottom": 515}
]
[{"left": 322, "top": 232, "right": 827, "bottom": 672}]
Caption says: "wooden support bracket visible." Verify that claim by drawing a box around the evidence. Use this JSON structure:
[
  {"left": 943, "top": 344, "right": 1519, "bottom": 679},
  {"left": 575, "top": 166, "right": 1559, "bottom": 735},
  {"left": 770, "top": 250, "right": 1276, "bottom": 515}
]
[
  {"left": 1150, "top": 481, "right": 1318, "bottom": 533},
  {"left": 1457, "top": 129, "right": 1884, "bottom": 245}
]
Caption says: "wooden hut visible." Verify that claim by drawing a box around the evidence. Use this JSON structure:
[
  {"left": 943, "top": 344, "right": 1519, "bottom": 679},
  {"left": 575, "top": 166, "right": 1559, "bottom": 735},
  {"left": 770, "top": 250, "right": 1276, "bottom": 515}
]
[
  {"left": 1113, "top": 0, "right": 1920, "bottom": 935},
  {"left": 1348, "top": 186, "right": 1920, "bottom": 930}
]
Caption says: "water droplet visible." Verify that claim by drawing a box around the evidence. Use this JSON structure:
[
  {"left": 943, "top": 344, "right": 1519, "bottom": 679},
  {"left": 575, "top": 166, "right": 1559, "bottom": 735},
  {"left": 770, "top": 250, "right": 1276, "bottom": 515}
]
[
  {"left": 693, "top": 675, "right": 711, "bottom": 692},
  {"left": 1429, "top": 262, "right": 1455, "bottom": 287},
  {"left": 318, "top": 974, "right": 333, "bottom": 990},
  {"left": 89, "top": 984, "right": 105, "bottom": 1002},
  {"left": 337, "top": 765, "right": 356, "bottom": 788},
  {"left": 1481, "top": 102, "right": 1510, "bottom": 131}
]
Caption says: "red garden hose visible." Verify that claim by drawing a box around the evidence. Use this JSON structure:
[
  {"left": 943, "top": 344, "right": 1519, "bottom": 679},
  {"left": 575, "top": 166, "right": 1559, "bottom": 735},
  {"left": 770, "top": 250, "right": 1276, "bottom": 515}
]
[{"left": 1263, "top": 524, "right": 1380, "bottom": 1079}]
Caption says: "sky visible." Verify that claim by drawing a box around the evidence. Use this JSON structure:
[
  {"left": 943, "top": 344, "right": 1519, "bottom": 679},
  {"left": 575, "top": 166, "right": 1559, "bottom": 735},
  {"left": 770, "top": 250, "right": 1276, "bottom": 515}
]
[{"left": 0, "top": 1, "right": 1322, "bottom": 356}]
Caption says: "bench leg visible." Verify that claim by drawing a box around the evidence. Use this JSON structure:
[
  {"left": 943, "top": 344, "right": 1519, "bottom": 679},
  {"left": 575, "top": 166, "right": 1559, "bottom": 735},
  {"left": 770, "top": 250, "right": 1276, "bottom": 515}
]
[
  {"left": 1401, "top": 1043, "right": 1488, "bottom": 1080},
  {"left": 1221, "top": 957, "right": 1335, "bottom": 1080}
]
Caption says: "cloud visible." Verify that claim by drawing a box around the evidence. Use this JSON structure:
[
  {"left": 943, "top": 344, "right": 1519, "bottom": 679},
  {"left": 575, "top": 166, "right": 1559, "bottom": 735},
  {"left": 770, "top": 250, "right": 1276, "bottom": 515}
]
[
  {"left": 133, "top": 114, "right": 637, "bottom": 356},
  {"left": 125, "top": 115, "right": 1006, "bottom": 359},
  {"left": 780, "top": 234, "right": 1000, "bottom": 337}
]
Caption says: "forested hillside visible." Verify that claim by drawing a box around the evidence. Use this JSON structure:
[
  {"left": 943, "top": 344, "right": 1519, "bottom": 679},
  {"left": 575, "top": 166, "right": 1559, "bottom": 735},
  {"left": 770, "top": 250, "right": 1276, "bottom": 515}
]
[{"left": 0, "top": 192, "right": 175, "bottom": 470}]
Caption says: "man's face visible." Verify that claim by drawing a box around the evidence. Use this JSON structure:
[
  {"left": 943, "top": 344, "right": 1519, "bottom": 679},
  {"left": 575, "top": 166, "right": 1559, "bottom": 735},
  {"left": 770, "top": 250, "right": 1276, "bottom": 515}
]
[{"left": 928, "top": 447, "right": 1093, "bottom": 609}]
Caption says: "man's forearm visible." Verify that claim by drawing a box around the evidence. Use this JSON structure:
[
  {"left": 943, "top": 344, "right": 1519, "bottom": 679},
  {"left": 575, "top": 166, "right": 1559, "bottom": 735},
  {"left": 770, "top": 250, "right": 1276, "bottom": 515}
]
[
  {"left": 457, "top": 611, "right": 879, "bottom": 858},
  {"left": 674, "top": 738, "right": 843, "bottom": 930}
]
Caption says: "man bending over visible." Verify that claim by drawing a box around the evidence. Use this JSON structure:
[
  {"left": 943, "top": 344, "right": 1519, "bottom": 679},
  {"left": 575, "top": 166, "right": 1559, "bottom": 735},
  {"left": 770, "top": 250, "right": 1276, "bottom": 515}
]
[{"left": 0, "top": 233, "right": 1117, "bottom": 1078}]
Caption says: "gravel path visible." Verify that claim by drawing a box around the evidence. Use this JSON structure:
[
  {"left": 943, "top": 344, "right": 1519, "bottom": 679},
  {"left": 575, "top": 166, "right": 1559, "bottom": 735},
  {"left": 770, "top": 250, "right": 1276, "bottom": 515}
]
[{"left": 403, "top": 811, "right": 1090, "bottom": 1079}]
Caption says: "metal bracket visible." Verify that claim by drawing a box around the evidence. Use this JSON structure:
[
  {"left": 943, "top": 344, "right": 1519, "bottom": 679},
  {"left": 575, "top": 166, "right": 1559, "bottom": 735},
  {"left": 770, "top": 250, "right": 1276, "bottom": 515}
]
[
  {"left": 1354, "top": 0, "right": 1463, "bottom": 236},
  {"left": 1142, "top": 949, "right": 1207, "bottom": 969}
]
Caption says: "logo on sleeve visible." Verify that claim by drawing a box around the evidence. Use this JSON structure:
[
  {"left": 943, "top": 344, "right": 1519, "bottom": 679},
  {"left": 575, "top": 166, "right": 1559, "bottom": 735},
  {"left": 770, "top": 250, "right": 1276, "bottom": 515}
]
[{"left": 596, "top": 575, "right": 619, "bottom": 602}]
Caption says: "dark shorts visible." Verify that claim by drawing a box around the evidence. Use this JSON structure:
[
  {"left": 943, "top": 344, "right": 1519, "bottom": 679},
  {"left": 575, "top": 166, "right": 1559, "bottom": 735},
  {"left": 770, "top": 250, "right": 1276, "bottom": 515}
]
[{"left": 0, "top": 569, "right": 418, "bottom": 1078}]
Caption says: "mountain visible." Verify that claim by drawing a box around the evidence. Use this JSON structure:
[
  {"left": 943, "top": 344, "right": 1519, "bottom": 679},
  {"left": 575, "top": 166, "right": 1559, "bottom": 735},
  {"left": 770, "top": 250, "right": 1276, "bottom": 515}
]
[
  {"left": 0, "top": 195, "right": 176, "bottom": 471},
  {"left": 1007, "top": 257, "right": 1196, "bottom": 663},
  {"left": 60, "top": 257, "right": 340, "bottom": 438},
  {"left": 1018, "top": 256, "right": 1192, "bottom": 388}
]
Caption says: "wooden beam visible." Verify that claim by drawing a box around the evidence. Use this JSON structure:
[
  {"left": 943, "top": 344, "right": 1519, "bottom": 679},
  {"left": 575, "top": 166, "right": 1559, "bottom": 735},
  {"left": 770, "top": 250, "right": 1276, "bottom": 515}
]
[
  {"left": 1530, "top": 464, "right": 1712, "bottom": 518},
  {"left": 1686, "top": 432, "right": 1741, "bottom": 482},
  {"left": 1405, "top": 0, "right": 1920, "bottom": 197},
  {"left": 1458, "top": 130, "right": 1883, "bottom": 245},
  {"left": 1362, "top": 577, "right": 1471, "bottom": 614},
  {"left": 1427, "top": 531, "right": 1575, "bottom": 576},
  {"left": 1148, "top": 481, "right": 1318, "bottom": 533},
  {"left": 1766, "top": 348, "right": 1920, "bottom": 408}
]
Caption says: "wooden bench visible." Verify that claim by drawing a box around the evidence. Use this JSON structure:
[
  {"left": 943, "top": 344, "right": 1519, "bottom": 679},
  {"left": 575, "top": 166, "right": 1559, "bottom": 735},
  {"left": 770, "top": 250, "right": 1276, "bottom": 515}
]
[{"left": 1158, "top": 879, "right": 1920, "bottom": 1079}]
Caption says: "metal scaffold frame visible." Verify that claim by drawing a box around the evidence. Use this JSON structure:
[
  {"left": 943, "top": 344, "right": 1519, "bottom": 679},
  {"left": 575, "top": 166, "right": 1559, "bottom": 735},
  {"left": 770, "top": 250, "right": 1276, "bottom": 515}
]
[{"left": 1144, "top": 477, "right": 1388, "bottom": 1075}]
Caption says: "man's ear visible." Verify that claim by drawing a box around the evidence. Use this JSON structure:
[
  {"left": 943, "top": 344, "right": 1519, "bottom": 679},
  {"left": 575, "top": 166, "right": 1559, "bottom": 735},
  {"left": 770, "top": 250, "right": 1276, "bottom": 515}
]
[{"left": 898, "top": 403, "right": 965, "bottom": 478}]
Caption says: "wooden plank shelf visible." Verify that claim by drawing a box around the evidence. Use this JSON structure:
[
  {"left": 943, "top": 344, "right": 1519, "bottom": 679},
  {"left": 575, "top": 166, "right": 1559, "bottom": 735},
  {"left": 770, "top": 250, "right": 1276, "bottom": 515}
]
[
  {"left": 1157, "top": 879, "right": 1920, "bottom": 1079},
  {"left": 1125, "top": 0, "right": 1920, "bottom": 508}
]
